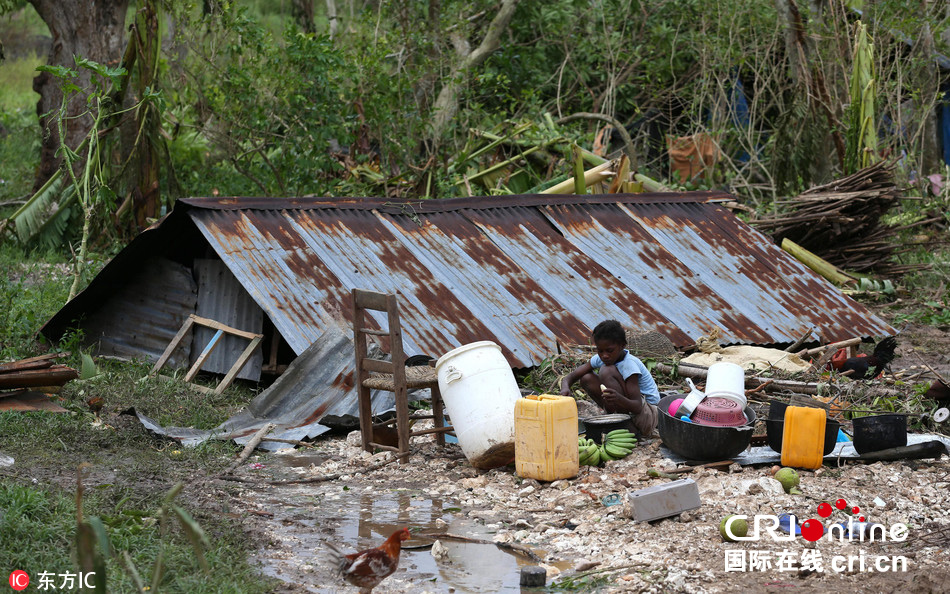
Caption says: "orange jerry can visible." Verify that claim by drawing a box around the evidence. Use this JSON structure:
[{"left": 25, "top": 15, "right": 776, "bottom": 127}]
[
  {"left": 514, "top": 394, "right": 579, "bottom": 481},
  {"left": 780, "top": 406, "right": 826, "bottom": 469}
]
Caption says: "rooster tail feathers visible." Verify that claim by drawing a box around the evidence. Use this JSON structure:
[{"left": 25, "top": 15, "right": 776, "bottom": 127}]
[
  {"left": 325, "top": 542, "right": 349, "bottom": 572},
  {"left": 873, "top": 336, "right": 898, "bottom": 363}
]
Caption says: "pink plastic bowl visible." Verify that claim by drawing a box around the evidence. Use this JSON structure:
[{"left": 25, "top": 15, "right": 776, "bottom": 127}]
[{"left": 668, "top": 398, "right": 685, "bottom": 417}]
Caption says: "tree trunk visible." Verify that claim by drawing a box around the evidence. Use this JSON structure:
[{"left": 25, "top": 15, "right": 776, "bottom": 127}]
[
  {"left": 128, "top": 0, "right": 161, "bottom": 231},
  {"left": 324, "top": 0, "right": 337, "bottom": 37},
  {"left": 429, "top": 0, "right": 519, "bottom": 143},
  {"left": 28, "top": 0, "right": 129, "bottom": 191},
  {"left": 293, "top": 0, "right": 316, "bottom": 33}
]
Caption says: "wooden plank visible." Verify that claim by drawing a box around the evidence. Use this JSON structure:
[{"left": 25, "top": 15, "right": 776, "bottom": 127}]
[
  {"left": 150, "top": 315, "right": 196, "bottom": 375},
  {"left": 360, "top": 358, "right": 394, "bottom": 374},
  {"left": 0, "top": 353, "right": 63, "bottom": 373},
  {"left": 410, "top": 426, "right": 455, "bottom": 437},
  {"left": 184, "top": 328, "right": 224, "bottom": 382},
  {"left": 190, "top": 314, "right": 262, "bottom": 341},
  {"left": 353, "top": 289, "right": 391, "bottom": 311},
  {"left": 0, "top": 366, "right": 79, "bottom": 389},
  {"left": 214, "top": 335, "right": 263, "bottom": 395},
  {"left": 360, "top": 328, "right": 390, "bottom": 336}
]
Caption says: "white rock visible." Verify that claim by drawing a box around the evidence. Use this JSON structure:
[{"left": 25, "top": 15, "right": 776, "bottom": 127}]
[
  {"left": 519, "top": 486, "right": 537, "bottom": 497},
  {"left": 459, "top": 476, "right": 489, "bottom": 489},
  {"left": 758, "top": 477, "right": 786, "bottom": 495},
  {"left": 430, "top": 539, "right": 449, "bottom": 561}
]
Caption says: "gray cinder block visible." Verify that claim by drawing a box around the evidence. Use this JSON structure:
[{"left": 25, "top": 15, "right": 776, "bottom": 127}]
[{"left": 628, "top": 478, "right": 701, "bottom": 522}]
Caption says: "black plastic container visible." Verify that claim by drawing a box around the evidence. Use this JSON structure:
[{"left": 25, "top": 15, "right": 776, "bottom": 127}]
[
  {"left": 765, "top": 401, "right": 841, "bottom": 456},
  {"left": 657, "top": 395, "right": 756, "bottom": 461},
  {"left": 581, "top": 413, "right": 631, "bottom": 443},
  {"left": 852, "top": 414, "right": 907, "bottom": 455}
]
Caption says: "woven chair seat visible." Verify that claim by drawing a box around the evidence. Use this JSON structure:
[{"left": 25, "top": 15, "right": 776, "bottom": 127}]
[{"left": 363, "top": 365, "right": 439, "bottom": 390}]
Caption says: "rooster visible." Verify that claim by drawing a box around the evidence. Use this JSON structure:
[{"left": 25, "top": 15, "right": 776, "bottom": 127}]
[
  {"left": 86, "top": 395, "right": 105, "bottom": 418},
  {"left": 828, "top": 336, "right": 898, "bottom": 380},
  {"left": 326, "top": 527, "right": 410, "bottom": 592}
]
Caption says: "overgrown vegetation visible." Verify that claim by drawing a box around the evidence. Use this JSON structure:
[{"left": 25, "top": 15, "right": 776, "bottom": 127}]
[{"left": 0, "top": 3, "right": 949, "bottom": 588}]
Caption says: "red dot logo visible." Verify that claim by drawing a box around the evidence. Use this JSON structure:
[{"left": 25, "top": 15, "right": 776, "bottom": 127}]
[
  {"left": 817, "top": 502, "right": 833, "bottom": 518},
  {"left": 801, "top": 518, "right": 825, "bottom": 542},
  {"left": 9, "top": 571, "right": 29, "bottom": 591},
  {"left": 835, "top": 498, "right": 847, "bottom": 510},
  {"left": 852, "top": 506, "right": 860, "bottom": 515}
]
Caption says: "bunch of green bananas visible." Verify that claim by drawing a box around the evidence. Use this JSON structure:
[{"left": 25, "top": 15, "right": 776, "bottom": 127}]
[
  {"left": 577, "top": 429, "right": 638, "bottom": 466},
  {"left": 601, "top": 429, "right": 637, "bottom": 460},
  {"left": 578, "top": 436, "right": 601, "bottom": 466}
]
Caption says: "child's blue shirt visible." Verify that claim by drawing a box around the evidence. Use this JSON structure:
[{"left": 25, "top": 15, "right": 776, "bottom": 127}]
[{"left": 590, "top": 349, "right": 660, "bottom": 404}]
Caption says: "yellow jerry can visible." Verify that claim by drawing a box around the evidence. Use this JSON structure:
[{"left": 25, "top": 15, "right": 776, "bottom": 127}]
[
  {"left": 514, "top": 394, "right": 579, "bottom": 481},
  {"left": 780, "top": 406, "right": 826, "bottom": 470}
]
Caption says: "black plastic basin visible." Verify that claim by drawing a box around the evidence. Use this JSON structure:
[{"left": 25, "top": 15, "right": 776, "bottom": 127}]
[
  {"left": 852, "top": 414, "right": 907, "bottom": 455},
  {"left": 765, "top": 401, "right": 841, "bottom": 456},
  {"left": 581, "top": 413, "right": 631, "bottom": 443},
  {"left": 657, "top": 395, "right": 755, "bottom": 461}
]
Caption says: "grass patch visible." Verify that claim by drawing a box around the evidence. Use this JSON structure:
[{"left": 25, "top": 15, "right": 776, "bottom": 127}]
[
  {"left": 0, "top": 107, "right": 40, "bottom": 203},
  {"left": 0, "top": 480, "right": 273, "bottom": 593},
  {"left": 0, "top": 243, "right": 72, "bottom": 358},
  {"left": 0, "top": 52, "right": 44, "bottom": 111}
]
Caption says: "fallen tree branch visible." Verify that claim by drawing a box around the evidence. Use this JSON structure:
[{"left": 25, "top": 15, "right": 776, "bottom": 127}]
[{"left": 222, "top": 423, "right": 275, "bottom": 475}]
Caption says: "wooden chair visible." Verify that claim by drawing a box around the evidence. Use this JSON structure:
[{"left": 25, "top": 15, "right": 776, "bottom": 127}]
[{"left": 352, "top": 289, "right": 451, "bottom": 461}]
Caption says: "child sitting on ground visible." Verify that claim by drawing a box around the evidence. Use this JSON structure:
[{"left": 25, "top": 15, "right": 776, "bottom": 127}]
[{"left": 560, "top": 319, "right": 660, "bottom": 437}]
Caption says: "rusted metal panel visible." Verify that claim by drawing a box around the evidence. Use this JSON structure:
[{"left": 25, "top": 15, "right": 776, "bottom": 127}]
[
  {"left": 466, "top": 206, "right": 692, "bottom": 346},
  {"left": 540, "top": 202, "right": 770, "bottom": 344},
  {"left": 78, "top": 257, "right": 197, "bottom": 365},
  {"left": 190, "top": 209, "right": 346, "bottom": 354},
  {"left": 183, "top": 194, "right": 894, "bottom": 366},
  {"left": 193, "top": 259, "right": 264, "bottom": 381},
  {"left": 45, "top": 192, "right": 895, "bottom": 377}
]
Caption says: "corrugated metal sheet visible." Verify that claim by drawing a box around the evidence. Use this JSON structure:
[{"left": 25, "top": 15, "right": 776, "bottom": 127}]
[
  {"left": 182, "top": 193, "right": 893, "bottom": 367},
  {"left": 193, "top": 259, "right": 263, "bottom": 381},
  {"left": 77, "top": 257, "right": 197, "bottom": 365},
  {"left": 131, "top": 326, "right": 418, "bottom": 450}
]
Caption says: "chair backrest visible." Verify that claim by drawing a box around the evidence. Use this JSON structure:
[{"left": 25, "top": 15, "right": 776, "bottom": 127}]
[{"left": 352, "top": 289, "right": 406, "bottom": 386}]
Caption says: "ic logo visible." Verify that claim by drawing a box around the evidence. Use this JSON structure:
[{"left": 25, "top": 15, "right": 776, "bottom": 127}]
[{"left": 8, "top": 570, "right": 29, "bottom": 591}]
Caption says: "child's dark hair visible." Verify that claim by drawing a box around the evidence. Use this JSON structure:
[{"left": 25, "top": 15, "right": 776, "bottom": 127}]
[{"left": 592, "top": 320, "right": 626, "bottom": 346}]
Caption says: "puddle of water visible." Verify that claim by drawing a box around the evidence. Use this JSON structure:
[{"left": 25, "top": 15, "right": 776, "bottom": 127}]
[
  {"left": 271, "top": 453, "right": 329, "bottom": 468},
  {"left": 250, "top": 488, "right": 542, "bottom": 592}
]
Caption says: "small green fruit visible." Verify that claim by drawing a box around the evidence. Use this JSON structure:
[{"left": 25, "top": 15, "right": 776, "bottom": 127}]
[
  {"left": 719, "top": 515, "right": 748, "bottom": 542},
  {"left": 774, "top": 467, "right": 800, "bottom": 493}
]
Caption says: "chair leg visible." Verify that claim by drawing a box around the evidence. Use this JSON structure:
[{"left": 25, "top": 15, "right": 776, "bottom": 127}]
[
  {"left": 431, "top": 383, "right": 445, "bottom": 447},
  {"left": 357, "top": 384, "right": 374, "bottom": 453},
  {"left": 394, "top": 384, "right": 410, "bottom": 463}
]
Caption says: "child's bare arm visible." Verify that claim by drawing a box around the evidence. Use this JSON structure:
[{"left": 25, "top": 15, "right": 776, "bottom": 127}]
[{"left": 603, "top": 374, "right": 644, "bottom": 414}]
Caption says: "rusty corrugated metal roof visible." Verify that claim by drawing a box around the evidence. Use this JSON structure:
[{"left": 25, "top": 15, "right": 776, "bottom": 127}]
[
  {"left": 174, "top": 192, "right": 892, "bottom": 367},
  {"left": 41, "top": 191, "right": 897, "bottom": 446}
]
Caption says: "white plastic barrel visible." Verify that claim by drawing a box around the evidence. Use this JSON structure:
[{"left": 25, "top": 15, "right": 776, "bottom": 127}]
[
  {"left": 436, "top": 341, "right": 521, "bottom": 469},
  {"left": 704, "top": 362, "right": 747, "bottom": 408}
]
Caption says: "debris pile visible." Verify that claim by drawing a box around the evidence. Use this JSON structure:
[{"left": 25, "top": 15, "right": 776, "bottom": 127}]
[
  {"left": 0, "top": 353, "right": 77, "bottom": 390},
  {"left": 752, "top": 160, "right": 926, "bottom": 275},
  {"left": 0, "top": 353, "right": 77, "bottom": 412}
]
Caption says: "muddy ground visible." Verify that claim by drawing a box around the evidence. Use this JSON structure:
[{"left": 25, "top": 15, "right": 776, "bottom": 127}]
[{"left": 206, "top": 309, "right": 950, "bottom": 594}]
